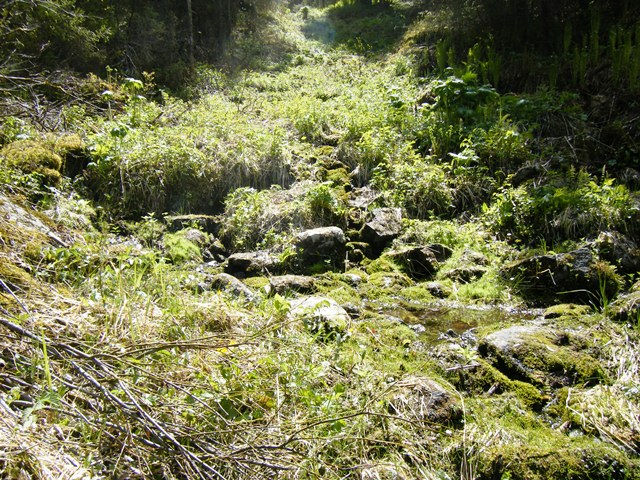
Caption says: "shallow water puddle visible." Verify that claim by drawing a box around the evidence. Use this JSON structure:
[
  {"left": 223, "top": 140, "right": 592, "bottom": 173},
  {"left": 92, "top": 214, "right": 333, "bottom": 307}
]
[{"left": 376, "top": 301, "right": 540, "bottom": 344}]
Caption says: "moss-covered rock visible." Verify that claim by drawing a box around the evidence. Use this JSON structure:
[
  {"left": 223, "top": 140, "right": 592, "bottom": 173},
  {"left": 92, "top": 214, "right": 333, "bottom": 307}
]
[
  {"left": 478, "top": 325, "right": 606, "bottom": 388},
  {"left": 501, "top": 248, "right": 621, "bottom": 306},
  {"left": 478, "top": 440, "right": 639, "bottom": 480},
  {"left": 608, "top": 291, "right": 640, "bottom": 324},
  {"left": 1, "top": 139, "right": 63, "bottom": 185}
]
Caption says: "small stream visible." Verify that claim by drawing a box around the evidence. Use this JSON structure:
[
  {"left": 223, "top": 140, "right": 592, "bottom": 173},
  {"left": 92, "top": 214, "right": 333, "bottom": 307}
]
[{"left": 370, "top": 300, "right": 542, "bottom": 344}]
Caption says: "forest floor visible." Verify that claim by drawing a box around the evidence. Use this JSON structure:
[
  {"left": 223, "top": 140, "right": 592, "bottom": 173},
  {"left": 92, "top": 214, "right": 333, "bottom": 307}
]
[{"left": 1, "top": 2, "right": 640, "bottom": 479}]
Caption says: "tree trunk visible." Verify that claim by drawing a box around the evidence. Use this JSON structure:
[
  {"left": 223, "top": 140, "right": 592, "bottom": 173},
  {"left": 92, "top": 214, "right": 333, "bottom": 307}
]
[{"left": 186, "top": 0, "right": 195, "bottom": 67}]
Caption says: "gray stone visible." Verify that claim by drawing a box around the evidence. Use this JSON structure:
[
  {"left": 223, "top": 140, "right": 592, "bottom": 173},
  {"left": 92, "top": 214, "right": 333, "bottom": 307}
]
[
  {"left": 208, "top": 273, "right": 257, "bottom": 302},
  {"left": 387, "top": 375, "right": 461, "bottom": 425},
  {"left": 386, "top": 243, "right": 453, "bottom": 279},
  {"left": 225, "top": 251, "right": 281, "bottom": 277},
  {"left": 267, "top": 275, "right": 316, "bottom": 295},
  {"left": 422, "top": 281, "right": 452, "bottom": 299},
  {"left": 479, "top": 325, "right": 604, "bottom": 387},
  {"left": 444, "top": 265, "right": 487, "bottom": 283},
  {"left": 181, "top": 228, "right": 209, "bottom": 247},
  {"left": 288, "top": 296, "right": 350, "bottom": 339},
  {"left": 361, "top": 208, "right": 403, "bottom": 255},
  {"left": 608, "top": 291, "right": 640, "bottom": 323},
  {"left": 460, "top": 249, "right": 489, "bottom": 266},
  {"left": 501, "top": 247, "right": 620, "bottom": 305},
  {"left": 294, "top": 227, "right": 347, "bottom": 265}
]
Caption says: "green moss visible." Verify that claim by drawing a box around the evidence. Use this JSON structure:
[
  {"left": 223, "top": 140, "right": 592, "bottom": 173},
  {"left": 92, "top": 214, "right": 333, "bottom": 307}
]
[
  {"left": 544, "top": 303, "right": 592, "bottom": 319},
  {"left": 365, "top": 256, "right": 402, "bottom": 275},
  {"left": 162, "top": 233, "right": 201, "bottom": 264},
  {"left": 0, "top": 258, "right": 34, "bottom": 290},
  {"left": 325, "top": 167, "right": 350, "bottom": 188},
  {"left": 243, "top": 276, "right": 270, "bottom": 289},
  {"left": 398, "top": 285, "right": 435, "bottom": 303},
  {"left": 1, "top": 140, "right": 63, "bottom": 185},
  {"left": 50, "top": 133, "right": 85, "bottom": 155},
  {"left": 478, "top": 439, "right": 639, "bottom": 480}
]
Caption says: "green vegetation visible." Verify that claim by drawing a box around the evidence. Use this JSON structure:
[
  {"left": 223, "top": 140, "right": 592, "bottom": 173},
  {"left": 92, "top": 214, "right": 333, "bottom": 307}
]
[{"left": 1, "top": 1, "right": 640, "bottom": 479}]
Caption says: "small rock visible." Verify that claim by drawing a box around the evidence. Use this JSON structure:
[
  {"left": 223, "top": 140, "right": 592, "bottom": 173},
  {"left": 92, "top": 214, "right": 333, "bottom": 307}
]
[
  {"left": 422, "top": 281, "right": 452, "bottom": 298},
  {"left": 460, "top": 249, "right": 489, "bottom": 266},
  {"left": 294, "top": 227, "right": 347, "bottom": 265},
  {"left": 208, "top": 273, "right": 257, "bottom": 301},
  {"left": 225, "top": 251, "right": 281, "bottom": 277},
  {"left": 181, "top": 228, "right": 209, "bottom": 247},
  {"left": 444, "top": 265, "right": 487, "bottom": 283},
  {"left": 386, "top": 243, "right": 453, "bottom": 279},
  {"left": 267, "top": 275, "right": 316, "bottom": 296},
  {"left": 342, "top": 273, "right": 364, "bottom": 286},
  {"left": 387, "top": 375, "right": 461, "bottom": 425},
  {"left": 288, "top": 296, "right": 351, "bottom": 339},
  {"left": 361, "top": 208, "right": 403, "bottom": 255}
]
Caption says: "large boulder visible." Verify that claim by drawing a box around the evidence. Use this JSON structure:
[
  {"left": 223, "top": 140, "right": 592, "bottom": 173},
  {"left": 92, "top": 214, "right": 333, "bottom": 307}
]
[
  {"left": 361, "top": 208, "right": 403, "bottom": 255},
  {"left": 594, "top": 231, "right": 640, "bottom": 276},
  {"left": 385, "top": 243, "right": 453, "bottom": 279},
  {"left": 288, "top": 296, "right": 350, "bottom": 339},
  {"left": 501, "top": 248, "right": 620, "bottom": 305},
  {"left": 225, "top": 251, "right": 281, "bottom": 277},
  {"left": 478, "top": 325, "right": 605, "bottom": 388},
  {"left": 294, "top": 227, "right": 347, "bottom": 266}
]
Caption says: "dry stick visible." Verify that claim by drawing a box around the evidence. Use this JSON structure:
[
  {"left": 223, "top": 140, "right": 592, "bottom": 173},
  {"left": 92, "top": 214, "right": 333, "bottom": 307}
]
[
  {"left": 0, "top": 278, "right": 30, "bottom": 314},
  {"left": 0, "top": 315, "right": 225, "bottom": 478}
]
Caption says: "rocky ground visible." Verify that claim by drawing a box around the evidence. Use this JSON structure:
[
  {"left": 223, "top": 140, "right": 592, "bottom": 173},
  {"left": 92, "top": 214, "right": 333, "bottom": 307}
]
[{"left": 1, "top": 3, "right": 640, "bottom": 479}]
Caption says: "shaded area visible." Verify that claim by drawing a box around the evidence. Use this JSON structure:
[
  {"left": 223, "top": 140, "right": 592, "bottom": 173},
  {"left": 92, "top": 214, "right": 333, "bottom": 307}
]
[{"left": 302, "top": 1, "right": 409, "bottom": 53}]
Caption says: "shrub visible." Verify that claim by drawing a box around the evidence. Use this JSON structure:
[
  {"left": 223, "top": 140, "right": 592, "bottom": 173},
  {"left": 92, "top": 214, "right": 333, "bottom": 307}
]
[{"left": 485, "top": 169, "right": 637, "bottom": 244}]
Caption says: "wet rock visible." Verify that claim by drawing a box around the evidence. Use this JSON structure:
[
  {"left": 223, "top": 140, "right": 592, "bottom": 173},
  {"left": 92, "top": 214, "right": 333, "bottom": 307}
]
[
  {"left": 361, "top": 208, "right": 403, "bottom": 255},
  {"left": 288, "top": 296, "right": 350, "bottom": 339},
  {"left": 342, "top": 272, "right": 365, "bottom": 286},
  {"left": 501, "top": 248, "right": 620, "bottom": 305},
  {"left": 444, "top": 265, "right": 487, "bottom": 283},
  {"left": 608, "top": 291, "right": 640, "bottom": 323},
  {"left": 421, "top": 281, "right": 452, "bottom": 299},
  {"left": 386, "top": 243, "right": 452, "bottom": 279},
  {"left": 267, "top": 275, "right": 316, "bottom": 296},
  {"left": 478, "top": 325, "right": 605, "bottom": 387},
  {"left": 208, "top": 273, "right": 257, "bottom": 302},
  {"left": 594, "top": 231, "right": 640, "bottom": 275},
  {"left": 387, "top": 375, "right": 461, "bottom": 425},
  {"left": 294, "top": 227, "right": 347, "bottom": 265},
  {"left": 225, "top": 251, "right": 281, "bottom": 277}
]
